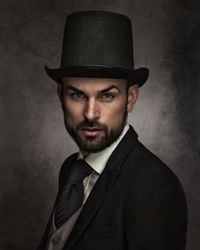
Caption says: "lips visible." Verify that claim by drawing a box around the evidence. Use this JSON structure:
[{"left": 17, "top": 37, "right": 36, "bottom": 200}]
[{"left": 81, "top": 127, "right": 103, "bottom": 136}]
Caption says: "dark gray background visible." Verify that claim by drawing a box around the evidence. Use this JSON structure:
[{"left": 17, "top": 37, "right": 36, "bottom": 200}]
[{"left": 0, "top": 0, "right": 199, "bottom": 249}]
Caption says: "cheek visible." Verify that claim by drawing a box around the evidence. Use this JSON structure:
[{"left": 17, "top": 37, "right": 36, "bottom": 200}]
[
  {"left": 63, "top": 102, "right": 83, "bottom": 123},
  {"left": 101, "top": 101, "right": 126, "bottom": 122}
]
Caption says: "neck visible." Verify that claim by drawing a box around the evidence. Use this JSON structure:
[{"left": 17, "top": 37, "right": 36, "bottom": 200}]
[{"left": 80, "top": 150, "right": 90, "bottom": 159}]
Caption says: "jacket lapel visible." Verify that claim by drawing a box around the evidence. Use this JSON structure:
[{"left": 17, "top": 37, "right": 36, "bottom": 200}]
[
  {"left": 38, "top": 153, "right": 78, "bottom": 250},
  {"left": 65, "top": 126, "right": 138, "bottom": 249}
]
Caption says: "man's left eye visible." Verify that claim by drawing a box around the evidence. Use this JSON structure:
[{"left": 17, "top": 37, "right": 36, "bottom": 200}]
[{"left": 102, "top": 93, "right": 114, "bottom": 100}]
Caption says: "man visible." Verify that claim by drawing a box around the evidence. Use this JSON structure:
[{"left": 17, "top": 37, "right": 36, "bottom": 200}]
[{"left": 38, "top": 10, "right": 187, "bottom": 250}]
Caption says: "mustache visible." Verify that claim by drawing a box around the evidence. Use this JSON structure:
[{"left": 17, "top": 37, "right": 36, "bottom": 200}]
[{"left": 77, "top": 120, "right": 108, "bottom": 131}]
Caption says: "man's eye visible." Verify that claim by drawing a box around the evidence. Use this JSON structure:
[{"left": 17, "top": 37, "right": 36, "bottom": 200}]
[
  {"left": 71, "top": 93, "right": 84, "bottom": 99},
  {"left": 102, "top": 93, "right": 115, "bottom": 101}
]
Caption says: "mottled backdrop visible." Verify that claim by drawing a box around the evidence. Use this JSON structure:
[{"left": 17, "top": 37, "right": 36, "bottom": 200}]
[{"left": 0, "top": 0, "right": 199, "bottom": 249}]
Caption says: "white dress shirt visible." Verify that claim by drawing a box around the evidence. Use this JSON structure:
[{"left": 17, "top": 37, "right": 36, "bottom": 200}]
[{"left": 47, "top": 124, "right": 130, "bottom": 250}]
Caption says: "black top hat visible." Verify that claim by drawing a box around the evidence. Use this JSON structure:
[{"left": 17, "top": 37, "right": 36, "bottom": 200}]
[{"left": 45, "top": 10, "right": 149, "bottom": 87}]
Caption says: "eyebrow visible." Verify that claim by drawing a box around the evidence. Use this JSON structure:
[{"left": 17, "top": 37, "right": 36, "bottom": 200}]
[
  {"left": 101, "top": 85, "right": 121, "bottom": 93},
  {"left": 65, "top": 86, "right": 84, "bottom": 94},
  {"left": 65, "top": 85, "right": 121, "bottom": 94}
]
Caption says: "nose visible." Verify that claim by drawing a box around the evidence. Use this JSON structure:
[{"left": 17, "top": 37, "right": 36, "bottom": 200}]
[{"left": 83, "top": 98, "right": 100, "bottom": 121}]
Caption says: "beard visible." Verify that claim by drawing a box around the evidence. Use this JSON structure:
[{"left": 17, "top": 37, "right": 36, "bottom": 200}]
[{"left": 64, "top": 108, "right": 128, "bottom": 153}]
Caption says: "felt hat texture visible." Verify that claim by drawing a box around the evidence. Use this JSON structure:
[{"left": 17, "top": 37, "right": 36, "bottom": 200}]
[{"left": 45, "top": 10, "right": 149, "bottom": 87}]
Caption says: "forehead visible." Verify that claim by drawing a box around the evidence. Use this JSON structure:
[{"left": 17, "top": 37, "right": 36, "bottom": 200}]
[{"left": 62, "top": 77, "right": 127, "bottom": 91}]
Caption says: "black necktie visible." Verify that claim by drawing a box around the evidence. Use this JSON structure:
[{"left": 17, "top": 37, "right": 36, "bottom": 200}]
[{"left": 54, "top": 159, "right": 93, "bottom": 229}]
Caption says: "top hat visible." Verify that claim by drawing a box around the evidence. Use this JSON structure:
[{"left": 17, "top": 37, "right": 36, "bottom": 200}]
[{"left": 45, "top": 10, "right": 149, "bottom": 87}]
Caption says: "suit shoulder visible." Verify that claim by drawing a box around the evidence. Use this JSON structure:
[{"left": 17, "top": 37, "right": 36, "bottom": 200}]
[
  {"left": 126, "top": 140, "right": 187, "bottom": 207},
  {"left": 123, "top": 142, "right": 188, "bottom": 248},
  {"left": 126, "top": 140, "right": 183, "bottom": 188},
  {"left": 124, "top": 140, "right": 187, "bottom": 210}
]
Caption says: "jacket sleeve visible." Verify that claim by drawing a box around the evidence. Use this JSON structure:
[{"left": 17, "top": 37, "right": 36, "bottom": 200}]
[{"left": 124, "top": 165, "right": 188, "bottom": 250}]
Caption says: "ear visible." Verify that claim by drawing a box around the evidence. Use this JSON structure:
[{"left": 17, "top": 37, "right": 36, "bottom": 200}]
[
  {"left": 57, "top": 83, "right": 63, "bottom": 103},
  {"left": 57, "top": 83, "right": 65, "bottom": 111},
  {"left": 127, "top": 84, "right": 139, "bottom": 113}
]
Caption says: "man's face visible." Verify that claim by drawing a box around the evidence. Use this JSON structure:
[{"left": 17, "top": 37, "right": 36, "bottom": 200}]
[{"left": 57, "top": 77, "right": 138, "bottom": 156}]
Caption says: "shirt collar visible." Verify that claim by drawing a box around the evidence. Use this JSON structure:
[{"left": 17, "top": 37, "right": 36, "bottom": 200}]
[{"left": 78, "top": 124, "right": 130, "bottom": 175}]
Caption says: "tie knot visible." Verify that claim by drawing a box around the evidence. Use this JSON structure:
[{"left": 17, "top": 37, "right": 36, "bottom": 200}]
[{"left": 67, "top": 159, "right": 93, "bottom": 184}]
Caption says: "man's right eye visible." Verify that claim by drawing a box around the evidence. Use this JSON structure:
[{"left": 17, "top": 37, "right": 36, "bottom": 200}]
[{"left": 70, "top": 92, "right": 84, "bottom": 99}]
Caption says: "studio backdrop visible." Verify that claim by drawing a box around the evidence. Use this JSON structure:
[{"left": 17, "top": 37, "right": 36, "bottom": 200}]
[{"left": 0, "top": 0, "right": 199, "bottom": 249}]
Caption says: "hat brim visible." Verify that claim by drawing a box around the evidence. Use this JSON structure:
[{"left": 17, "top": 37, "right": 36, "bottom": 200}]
[{"left": 44, "top": 65, "right": 149, "bottom": 87}]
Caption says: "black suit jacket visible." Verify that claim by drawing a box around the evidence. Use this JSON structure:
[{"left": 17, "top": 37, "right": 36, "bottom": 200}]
[{"left": 38, "top": 126, "right": 187, "bottom": 250}]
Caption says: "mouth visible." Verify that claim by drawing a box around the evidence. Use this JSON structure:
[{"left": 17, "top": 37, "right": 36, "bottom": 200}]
[{"left": 81, "top": 127, "right": 103, "bottom": 136}]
